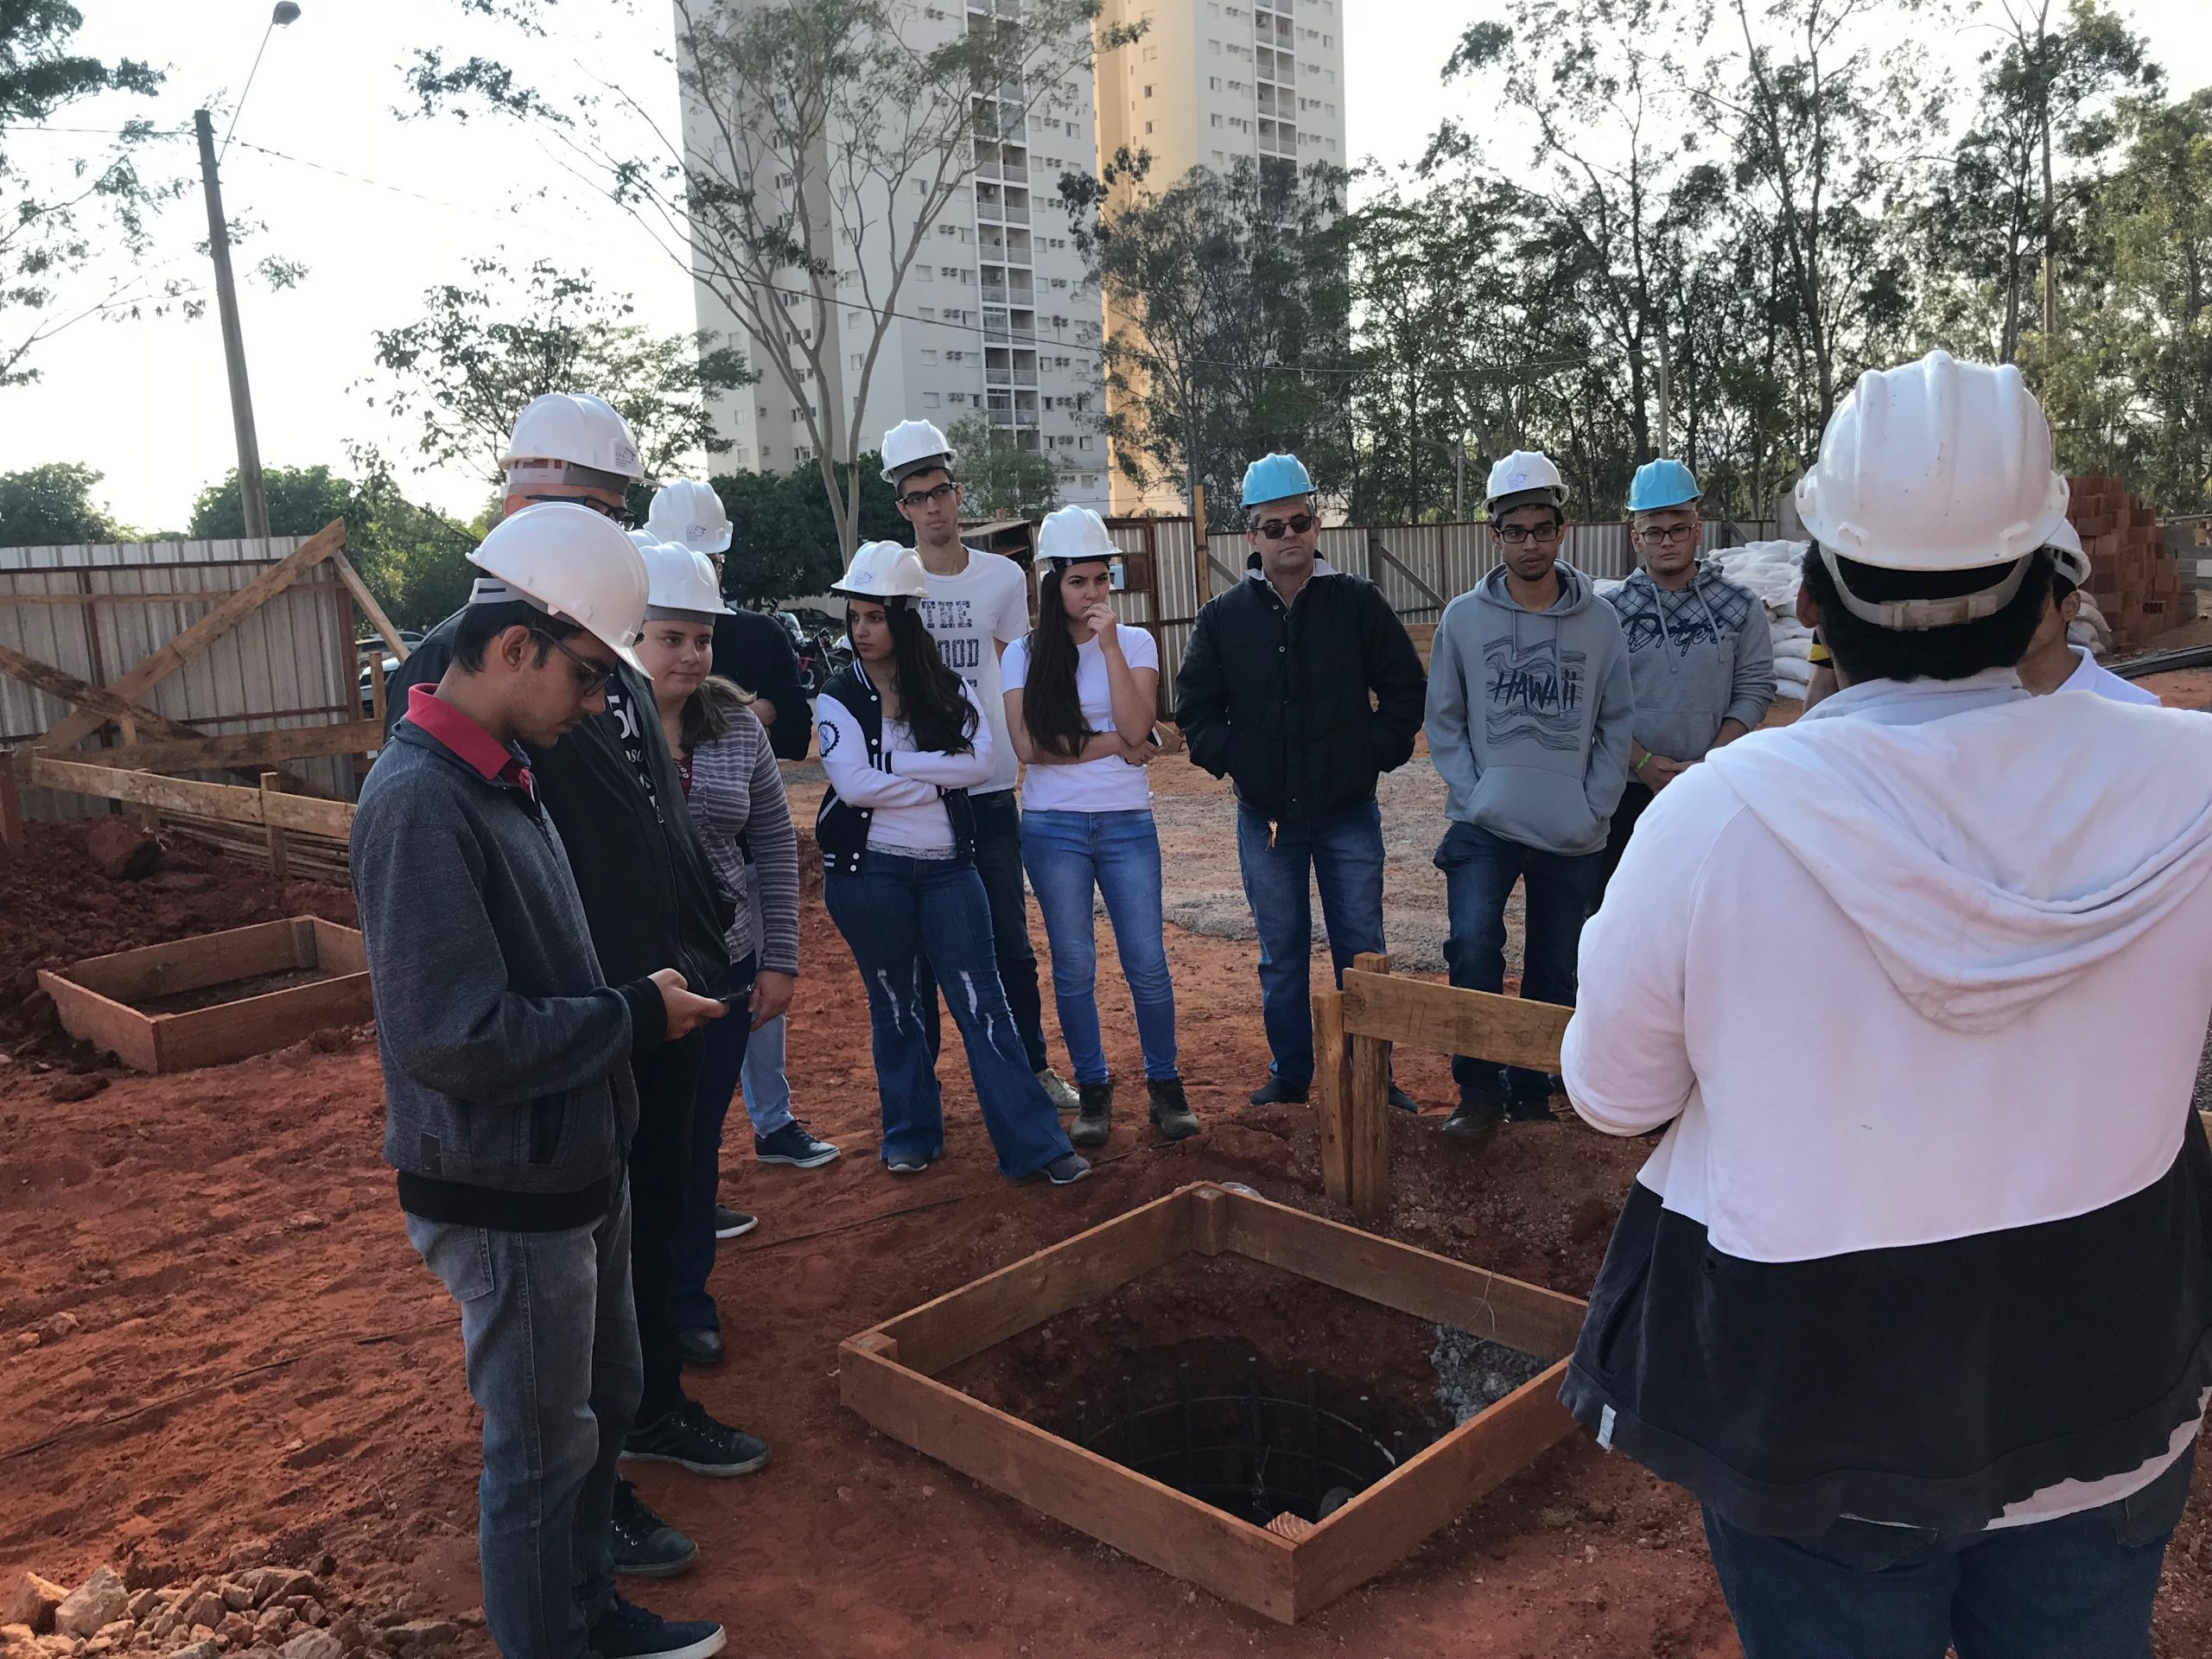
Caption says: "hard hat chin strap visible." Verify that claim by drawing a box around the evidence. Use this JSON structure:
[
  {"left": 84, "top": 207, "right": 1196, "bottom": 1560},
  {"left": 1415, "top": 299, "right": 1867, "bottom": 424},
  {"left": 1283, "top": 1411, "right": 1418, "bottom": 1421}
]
[{"left": 1817, "top": 546, "right": 2031, "bottom": 632}]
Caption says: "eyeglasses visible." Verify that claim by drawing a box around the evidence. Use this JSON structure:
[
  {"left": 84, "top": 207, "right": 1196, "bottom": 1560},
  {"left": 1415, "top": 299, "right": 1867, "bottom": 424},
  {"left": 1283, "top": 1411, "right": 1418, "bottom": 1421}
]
[
  {"left": 1494, "top": 522, "right": 1563, "bottom": 546},
  {"left": 896, "top": 481, "right": 959, "bottom": 510},
  {"left": 1636, "top": 524, "right": 1700, "bottom": 547},
  {"left": 1253, "top": 512, "right": 1318, "bottom": 540},
  {"left": 536, "top": 629, "right": 617, "bottom": 696},
  {"left": 522, "top": 493, "right": 636, "bottom": 530}
]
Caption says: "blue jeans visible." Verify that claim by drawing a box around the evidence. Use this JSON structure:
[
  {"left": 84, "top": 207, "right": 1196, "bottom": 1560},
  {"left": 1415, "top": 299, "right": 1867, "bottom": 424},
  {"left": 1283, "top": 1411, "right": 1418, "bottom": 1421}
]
[
  {"left": 405, "top": 1180, "right": 639, "bottom": 1659},
  {"left": 1435, "top": 820, "right": 1605, "bottom": 1103},
  {"left": 1020, "top": 809, "right": 1179, "bottom": 1084},
  {"left": 1235, "top": 800, "right": 1386, "bottom": 1089},
  {"left": 735, "top": 878, "right": 795, "bottom": 1136},
  {"left": 1702, "top": 1443, "right": 2196, "bottom": 1658},
  {"left": 824, "top": 852, "right": 1073, "bottom": 1178},
  {"left": 674, "top": 957, "right": 755, "bottom": 1335},
  {"left": 919, "top": 787, "right": 1051, "bottom": 1074}
]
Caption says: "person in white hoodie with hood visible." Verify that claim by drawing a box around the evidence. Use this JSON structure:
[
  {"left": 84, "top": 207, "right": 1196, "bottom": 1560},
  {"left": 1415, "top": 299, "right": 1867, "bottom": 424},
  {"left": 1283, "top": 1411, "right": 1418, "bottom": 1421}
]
[{"left": 1561, "top": 350, "right": 2212, "bottom": 1659}]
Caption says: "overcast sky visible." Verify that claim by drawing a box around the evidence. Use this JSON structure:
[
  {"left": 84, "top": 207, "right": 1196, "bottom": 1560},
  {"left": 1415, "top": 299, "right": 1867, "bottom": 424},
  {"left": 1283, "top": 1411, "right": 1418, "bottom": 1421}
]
[{"left": 7, "top": 0, "right": 2206, "bottom": 533}]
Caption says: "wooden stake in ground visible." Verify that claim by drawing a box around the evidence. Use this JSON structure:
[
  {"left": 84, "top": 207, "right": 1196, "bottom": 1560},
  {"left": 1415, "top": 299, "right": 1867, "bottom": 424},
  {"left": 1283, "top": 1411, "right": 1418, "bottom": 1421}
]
[{"left": 260, "top": 772, "right": 290, "bottom": 882}]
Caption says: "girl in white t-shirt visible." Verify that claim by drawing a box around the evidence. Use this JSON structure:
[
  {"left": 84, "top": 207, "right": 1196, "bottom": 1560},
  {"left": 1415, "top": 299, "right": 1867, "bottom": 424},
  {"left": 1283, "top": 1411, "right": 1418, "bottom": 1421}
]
[{"left": 1003, "top": 507, "right": 1198, "bottom": 1147}]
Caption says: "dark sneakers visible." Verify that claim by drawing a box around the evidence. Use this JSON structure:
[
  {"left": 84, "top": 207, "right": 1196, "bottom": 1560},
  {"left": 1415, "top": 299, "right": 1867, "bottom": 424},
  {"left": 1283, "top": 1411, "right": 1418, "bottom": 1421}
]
[
  {"left": 621, "top": 1401, "right": 771, "bottom": 1477},
  {"left": 1071, "top": 1080, "right": 1113, "bottom": 1147},
  {"left": 1249, "top": 1075, "right": 1309, "bottom": 1106},
  {"left": 710, "top": 1205, "right": 757, "bottom": 1239},
  {"left": 1147, "top": 1077, "right": 1201, "bottom": 1141},
  {"left": 1038, "top": 1151, "right": 1092, "bottom": 1185},
  {"left": 676, "top": 1327, "right": 725, "bottom": 1367},
  {"left": 1442, "top": 1096, "right": 1505, "bottom": 1141},
  {"left": 1388, "top": 1083, "right": 1420, "bottom": 1113},
  {"left": 588, "top": 1596, "right": 725, "bottom": 1659},
  {"left": 1506, "top": 1094, "right": 1559, "bottom": 1123},
  {"left": 609, "top": 1480, "right": 696, "bottom": 1579},
  {"left": 754, "top": 1121, "right": 840, "bottom": 1167}
]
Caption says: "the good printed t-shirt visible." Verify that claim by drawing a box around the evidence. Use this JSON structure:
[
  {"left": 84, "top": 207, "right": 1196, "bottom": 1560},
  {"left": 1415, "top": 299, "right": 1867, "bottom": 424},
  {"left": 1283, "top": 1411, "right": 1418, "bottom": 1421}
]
[
  {"left": 916, "top": 549, "right": 1031, "bottom": 795},
  {"left": 1001, "top": 623, "right": 1158, "bottom": 814}
]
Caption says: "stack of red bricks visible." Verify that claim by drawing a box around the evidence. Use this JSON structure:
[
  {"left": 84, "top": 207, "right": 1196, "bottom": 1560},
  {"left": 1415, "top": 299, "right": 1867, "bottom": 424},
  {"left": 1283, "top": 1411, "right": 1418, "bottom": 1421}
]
[{"left": 2067, "top": 474, "right": 2184, "bottom": 653}]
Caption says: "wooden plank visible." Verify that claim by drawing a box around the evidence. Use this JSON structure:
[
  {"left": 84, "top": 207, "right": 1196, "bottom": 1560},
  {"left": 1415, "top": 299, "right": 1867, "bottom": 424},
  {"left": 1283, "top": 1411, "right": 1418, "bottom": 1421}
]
[
  {"left": 1346, "top": 953, "right": 1394, "bottom": 1222},
  {"left": 99, "top": 719, "right": 383, "bottom": 776},
  {"left": 26, "top": 756, "right": 354, "bottom": 839},
  {"left": 60, "top": 918, "right": 302, "bottom": 1004},
  {"left": 0, "top": 641, "right": 207, "bottom": 741},
  {"left": 262, "top": 772, "right": 290, "bottom": 883},
  {"left": 40, "top": 518, "right": 347, "bottom": 751},
  {"left": 840, "top": 1334, "right": 1299, "bottom": 1622},
  {"left": 309, "top": 918, "right": 369, "bottom": 977},
  {"left": 1291, "top": 1359, "right": 1580, "bottom": 1618},
  {"left": 1370, "top": 538, "right": 1448, "bottom": 609},
  {"left": 151, "top": 970, "right": 372, "bottom": 1072},
  {"left": 329, "top": 550, "right": 410, "bottom": 662},
  {"left": 0, "top": 590, "right": 225, "bottom": 606},
  {"left": 1341, "top": 969, "right": 1569, "bottom": 1074},
  {"left": 0, "top": 747, "right": 20, "bottom": 852},
  {"left": 1219, "top": 1188, "right": 1587, "bottom": 1360},
  {"left": 1313, "top": 988, "right": 1351, "bottom": 1207},
  {"left": 875, "top": 1185, "right": 1198, "bottom": 1376},
  {"left": 35, "top": 969, "right": 158, "bottom": 1072}
]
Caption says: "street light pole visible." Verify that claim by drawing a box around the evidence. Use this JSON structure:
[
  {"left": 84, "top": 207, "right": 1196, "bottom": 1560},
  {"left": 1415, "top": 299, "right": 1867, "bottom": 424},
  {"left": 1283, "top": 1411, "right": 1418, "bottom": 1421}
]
[{"left": 194, "top": 106, "right": 269, "bottom": 541}]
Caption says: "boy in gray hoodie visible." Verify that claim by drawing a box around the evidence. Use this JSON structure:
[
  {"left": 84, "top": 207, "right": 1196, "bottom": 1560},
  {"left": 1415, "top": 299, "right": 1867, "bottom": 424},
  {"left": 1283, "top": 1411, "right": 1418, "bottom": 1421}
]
[{"left": 1427, "top": 453, "right": 1634, "bottom": 1138}]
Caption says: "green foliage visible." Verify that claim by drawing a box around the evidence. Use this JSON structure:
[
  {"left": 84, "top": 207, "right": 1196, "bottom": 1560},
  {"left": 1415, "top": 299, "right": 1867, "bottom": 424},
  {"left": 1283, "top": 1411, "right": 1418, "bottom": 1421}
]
[
  {"left": 188, "top": 464, "right": 359, "bottom": 539},
  {"left": 0, "top": 461, "right": 130, "bottom": 544},
  {"left": 709, "top": 452, "right": 906, "bottom": 608},
  {"left": 362, "top": 257, "right": 753, "bottom": 482},
  {"left": 945, "top": 415, "right": 1059, "bottom": 523}
]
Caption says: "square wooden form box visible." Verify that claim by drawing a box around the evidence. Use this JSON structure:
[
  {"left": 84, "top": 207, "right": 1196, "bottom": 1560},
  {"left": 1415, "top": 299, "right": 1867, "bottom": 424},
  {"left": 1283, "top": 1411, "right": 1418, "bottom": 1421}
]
[
  {"left": 38, "top": 916, "right": 371, "bottom": 1073},
  {"left": 840, "top": 1182, "right": 1586, "bottom": 1622}
]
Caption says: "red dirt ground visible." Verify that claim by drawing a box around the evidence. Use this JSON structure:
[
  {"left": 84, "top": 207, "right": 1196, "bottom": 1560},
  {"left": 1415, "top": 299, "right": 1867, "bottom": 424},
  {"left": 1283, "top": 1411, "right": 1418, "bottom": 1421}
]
[{"left": 3, "top": 816, "right": 2210, "bottom": 1659}]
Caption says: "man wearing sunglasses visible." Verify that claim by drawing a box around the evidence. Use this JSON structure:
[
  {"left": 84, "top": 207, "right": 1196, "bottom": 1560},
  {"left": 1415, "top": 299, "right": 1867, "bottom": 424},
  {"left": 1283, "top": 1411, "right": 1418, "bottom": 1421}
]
[
  {"left": 1174, "top": 451, "right": 1427, "bottom": 1109},
  {"left": 1427, "top": 450, "right": 1634, "bottom": 1140},
  {"left": 383, "top": 393, "right": 773, "bottom": 1582},
  {"left": 880, "top": 417, "right": 1084, "bottom": 1116},
  {"left": 1598, "top": 459, "right": 1775, "bottom": 887}
]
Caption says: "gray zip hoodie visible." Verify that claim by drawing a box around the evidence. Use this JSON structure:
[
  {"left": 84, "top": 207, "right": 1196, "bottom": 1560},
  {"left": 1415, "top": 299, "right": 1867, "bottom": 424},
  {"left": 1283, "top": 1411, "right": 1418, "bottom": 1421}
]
[{"left": 1427, "top": 562, "right": 1635, "bottom": 855}]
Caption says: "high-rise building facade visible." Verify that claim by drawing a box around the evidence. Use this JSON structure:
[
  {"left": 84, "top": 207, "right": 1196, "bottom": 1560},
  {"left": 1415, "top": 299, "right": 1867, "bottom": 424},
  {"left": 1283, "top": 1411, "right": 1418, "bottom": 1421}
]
[
  {"left": 1091, "top": 0, "right": 1349, "bottom": 513},
  {"left": 683, "top": 2, "right": 1112, "bottom": 512}
]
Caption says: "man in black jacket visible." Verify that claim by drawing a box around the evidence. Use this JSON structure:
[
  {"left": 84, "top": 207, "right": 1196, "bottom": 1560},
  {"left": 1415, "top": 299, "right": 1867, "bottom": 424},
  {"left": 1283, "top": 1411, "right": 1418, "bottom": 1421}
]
[
  {"left": 381, "top": 394, "right": 771, "bottom": 1581},
  {"left": 1173, "top": 452, "right": 1427, "bottom": 1106}
]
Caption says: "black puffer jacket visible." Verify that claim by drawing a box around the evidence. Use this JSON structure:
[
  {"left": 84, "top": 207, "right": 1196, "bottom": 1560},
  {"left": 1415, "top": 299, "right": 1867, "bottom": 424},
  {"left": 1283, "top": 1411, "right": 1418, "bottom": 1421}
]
[
  {"left": 1173, "top": 565, "right": 1427, "bottom": 823},
  {"left": 383, "top": 612, "right": 732, "bottom": 995}
]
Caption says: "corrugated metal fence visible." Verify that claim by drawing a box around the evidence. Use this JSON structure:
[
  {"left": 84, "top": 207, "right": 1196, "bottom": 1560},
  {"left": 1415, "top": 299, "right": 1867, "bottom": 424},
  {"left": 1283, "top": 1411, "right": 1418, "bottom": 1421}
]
[{"left": 0, "top": 537, "right": 359, "bottom": 821}]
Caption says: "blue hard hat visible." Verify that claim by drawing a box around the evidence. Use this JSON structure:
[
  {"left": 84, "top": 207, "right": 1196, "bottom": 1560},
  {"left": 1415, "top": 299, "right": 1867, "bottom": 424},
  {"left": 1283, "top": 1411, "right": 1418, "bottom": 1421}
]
[
  {"left": 1628, "top": 458, "right": 1701, "bottom": 512},
  {"left": 1241, "top": 452, "right": 1314, "bottom": 508}
]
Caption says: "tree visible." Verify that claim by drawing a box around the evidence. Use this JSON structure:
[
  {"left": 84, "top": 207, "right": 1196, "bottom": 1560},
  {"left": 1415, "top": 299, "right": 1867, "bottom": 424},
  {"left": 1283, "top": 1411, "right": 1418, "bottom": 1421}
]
[
  {"left": 1063, "top": 154, "right": 1351, "bottom": 528},
  {"left": 188, "top": 464, "right": 359, "bottom": 538},
  {"left": 710, "top": 452, "right": 906, "bottom": 607},
  {"left": 0, "top": 461, "right": 129, "bottom": 544},
  {"left": 0, "top": 3, "right": 180, "bottom": 388},
  {"left": 361, "top": 257, "right": 753, "bottom": 487},
  {"left": 946, "top": 412, "right": 1058, "bottom": 521},
  {"left": 404, "top": 0, "right": 1135, "bottom": 553}
]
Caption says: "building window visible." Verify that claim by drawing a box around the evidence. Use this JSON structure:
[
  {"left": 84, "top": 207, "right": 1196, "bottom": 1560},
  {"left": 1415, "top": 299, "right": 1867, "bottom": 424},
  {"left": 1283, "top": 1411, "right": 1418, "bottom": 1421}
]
[
  {"left": 1143, "top": 85, "right": 1154, "bottom": 97},
  {"left": 924, "top": 391, "right": 941, "bottom": 409},
  {"left": 849, "top": 353, "right": 864, "bottom": 370},
  {"left": 922, "top": 349, "right": 938, "bottom": 364}
]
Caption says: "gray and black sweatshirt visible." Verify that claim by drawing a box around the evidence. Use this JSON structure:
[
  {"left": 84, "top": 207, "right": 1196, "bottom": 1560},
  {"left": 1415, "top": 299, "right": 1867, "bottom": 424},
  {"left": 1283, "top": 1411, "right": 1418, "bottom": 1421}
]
[{"left": 1603, "top": 561, "right": 1777, "bottom": 764}]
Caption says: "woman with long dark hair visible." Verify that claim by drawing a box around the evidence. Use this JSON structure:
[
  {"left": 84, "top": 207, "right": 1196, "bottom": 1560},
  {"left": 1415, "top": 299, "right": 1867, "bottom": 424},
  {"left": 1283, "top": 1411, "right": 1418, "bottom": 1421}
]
[
  {"left": 816, "top": 542, "right": 1087, "bottom": 1185},
  {"left": 1003, "top": 507, "right": 1196, "bottom": 1149}
]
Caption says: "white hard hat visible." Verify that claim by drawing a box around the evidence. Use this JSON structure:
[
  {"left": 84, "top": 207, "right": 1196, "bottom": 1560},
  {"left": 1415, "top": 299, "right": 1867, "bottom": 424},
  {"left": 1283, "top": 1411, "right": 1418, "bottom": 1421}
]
[
  {"left": 1036, "top": 505, "right": 1117, "bottom": 566},
  {"left": 2046, "top": 512, "right": 2091, "bottom": 592},
  {"left": 880, "top": 418, "right": 957, "bottom": 485},
  {"left": 646, "top": 479, "right": 733, "bottom": 555},
  {"left": 832, "top": 540, "right": 930, "bottom": 601},
  {"left": 630, "top": 533, "right": 733, "bottom": 620},
  {"left": 1484, "top": 449, "right": 1568, "bottom": 512},
  {"left": 500, "top": 392, "right": 645, "bottom": 481},
  {"left": 1797, "top": 350, "right": 2068, "bottom": 628},
  {"left": 468, "top": 503, "right": 649, "bottom": 674}
]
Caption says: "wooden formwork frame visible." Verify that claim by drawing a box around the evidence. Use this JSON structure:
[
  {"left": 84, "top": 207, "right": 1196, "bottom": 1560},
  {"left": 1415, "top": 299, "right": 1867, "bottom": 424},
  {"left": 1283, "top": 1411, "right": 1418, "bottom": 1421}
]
[
  {"left": 0, "top": 518, "right": 395, "bottom": 855},
  {"left": 37, "top": 916, "right": 370, "bottom": 1073},
  {"left": 1314, "top": 953, "right": 1573, "bottom": 1222},
  {"left": 840, "top": 1181, "right": 1584, "bottom": 1623}
]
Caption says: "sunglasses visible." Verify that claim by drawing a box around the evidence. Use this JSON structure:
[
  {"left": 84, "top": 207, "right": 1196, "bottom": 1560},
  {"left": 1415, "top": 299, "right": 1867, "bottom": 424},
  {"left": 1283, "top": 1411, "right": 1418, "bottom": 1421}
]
[
  {"left": 536, "top": 629, "right": 617, "bottom": 696},
  {"left": 897, "top": 480, "right": 959, "bottom": 510},
  {"left": 1253, "top": 512, "right": 1318, "bottom": 540},
  {"left": 1494, "top": 522, "right": 1563, "bottom": 546},
  {"left": 522, "top": 493, "right": 636, "bottom": 531}
]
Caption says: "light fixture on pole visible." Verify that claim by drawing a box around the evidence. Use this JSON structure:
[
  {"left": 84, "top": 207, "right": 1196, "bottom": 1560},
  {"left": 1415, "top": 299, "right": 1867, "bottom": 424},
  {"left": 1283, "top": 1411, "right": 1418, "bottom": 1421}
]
[{"left": 198, "top": 3, "right": 302, "bottom": 543}]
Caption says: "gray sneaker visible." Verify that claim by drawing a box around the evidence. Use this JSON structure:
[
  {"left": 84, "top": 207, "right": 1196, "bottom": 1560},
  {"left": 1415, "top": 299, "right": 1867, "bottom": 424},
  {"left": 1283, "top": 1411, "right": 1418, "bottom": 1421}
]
[{"left": 1036, "top": 1066, "right": 1081, "bottom": 1115}]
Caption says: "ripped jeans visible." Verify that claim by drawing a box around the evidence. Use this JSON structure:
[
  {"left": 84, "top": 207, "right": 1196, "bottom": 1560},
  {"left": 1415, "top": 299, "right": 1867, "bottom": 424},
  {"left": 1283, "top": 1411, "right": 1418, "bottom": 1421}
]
[{"left": 824, "top": 850, "right": 1074, "bottom": 1179}]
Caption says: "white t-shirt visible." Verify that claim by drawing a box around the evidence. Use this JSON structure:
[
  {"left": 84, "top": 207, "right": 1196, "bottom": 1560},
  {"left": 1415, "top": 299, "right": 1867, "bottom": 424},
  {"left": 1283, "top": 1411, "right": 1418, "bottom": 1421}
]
[
  {"left": 1001, "top": 624, "right": 1159, "bottom": 814},
  {"left": 2057, "top": 645, "right": 2163, "bottom": 706},
  {"left": 817, "top": 678, "right": 994, "bottom": 853},
  {"left": 915, "top": 548, "right": 1032, "bottom": 795}
]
